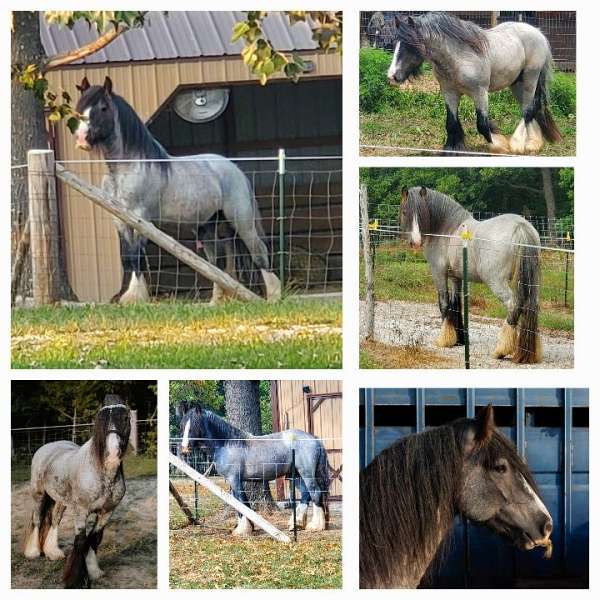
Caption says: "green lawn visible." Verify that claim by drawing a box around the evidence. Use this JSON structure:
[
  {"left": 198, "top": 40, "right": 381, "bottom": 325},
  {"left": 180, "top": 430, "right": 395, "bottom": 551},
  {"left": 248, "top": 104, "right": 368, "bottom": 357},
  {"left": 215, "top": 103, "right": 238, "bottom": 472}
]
[
  {"left": 12, "top": 297, "right": 342, "bottom": 369},
  {"left": 360, "top": 241, "right": 574, "bottom": 332},
  {"left": 360, "top": 50, "right": 576, "bottom": 156}
]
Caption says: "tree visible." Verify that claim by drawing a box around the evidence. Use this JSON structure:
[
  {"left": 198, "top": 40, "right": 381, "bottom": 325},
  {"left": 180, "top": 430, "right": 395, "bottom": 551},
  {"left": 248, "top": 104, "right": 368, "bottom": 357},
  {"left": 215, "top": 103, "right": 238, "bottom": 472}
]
[
  {"left": 223, "top": 380, "right": 275, "bottom": 511},
  {"left": 541, "top": 168, "right": 557, "bottom": 245}
]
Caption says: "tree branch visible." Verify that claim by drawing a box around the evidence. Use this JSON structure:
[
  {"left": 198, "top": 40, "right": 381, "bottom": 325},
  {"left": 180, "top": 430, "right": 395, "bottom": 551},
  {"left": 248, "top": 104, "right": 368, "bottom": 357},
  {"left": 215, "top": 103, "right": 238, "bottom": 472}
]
[{"left": 42, "top": 24, "right": 125, "bottom": 73}]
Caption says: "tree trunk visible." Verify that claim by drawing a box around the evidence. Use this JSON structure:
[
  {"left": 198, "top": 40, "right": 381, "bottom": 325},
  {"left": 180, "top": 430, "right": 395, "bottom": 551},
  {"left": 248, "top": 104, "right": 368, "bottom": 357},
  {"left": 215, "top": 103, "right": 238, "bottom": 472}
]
[
  {"left": 11, "top": 11, "right": 76, "bottom": 303},
  {"left": 541, "top": 168, "right": 557, "bottom": 246},
  {"left": 223, "top": 380, "right": 276, "bottom": 512}
]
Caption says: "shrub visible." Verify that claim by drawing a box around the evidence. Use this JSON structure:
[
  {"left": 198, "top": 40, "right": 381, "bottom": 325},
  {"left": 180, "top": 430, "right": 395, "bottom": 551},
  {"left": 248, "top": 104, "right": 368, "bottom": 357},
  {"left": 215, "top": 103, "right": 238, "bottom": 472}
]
[{"left": 549, "top": 71, "right": 576, "bottom": 117}]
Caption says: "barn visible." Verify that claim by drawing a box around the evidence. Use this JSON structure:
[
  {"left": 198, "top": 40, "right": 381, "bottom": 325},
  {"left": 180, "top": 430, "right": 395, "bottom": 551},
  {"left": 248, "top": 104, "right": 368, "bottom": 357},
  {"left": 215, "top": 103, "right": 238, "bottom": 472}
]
[
  {"left": 360, "top": 388, "right": 588, "bottom": 588},
  {"left": 271, "top": 380, "right": 342, "bottom": 500},
  {"left": 41, "top": 12, "right": 342, "bottom": 302}
]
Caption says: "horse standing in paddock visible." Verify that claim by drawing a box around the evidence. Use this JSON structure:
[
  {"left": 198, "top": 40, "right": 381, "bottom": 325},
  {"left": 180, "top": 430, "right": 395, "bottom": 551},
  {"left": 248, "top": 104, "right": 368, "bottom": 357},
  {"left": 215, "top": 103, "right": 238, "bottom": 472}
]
[
  {"left": 386, "top": 12, "right": 561, "bottom": 155},
  {"left": 74, "top": 76, "right": 281, "bottom": 305},
  {"left": 24, "top": 399, "right": 131, "bottom": 588},
  {"left": 360, "top": 404, "right": 553, "bottom": 588},
  {"left": 179, "top": 406, "right": 330, "bottom": 536},
  {"left": 400, "top": 186, "right": 542, "bottom": 364}
]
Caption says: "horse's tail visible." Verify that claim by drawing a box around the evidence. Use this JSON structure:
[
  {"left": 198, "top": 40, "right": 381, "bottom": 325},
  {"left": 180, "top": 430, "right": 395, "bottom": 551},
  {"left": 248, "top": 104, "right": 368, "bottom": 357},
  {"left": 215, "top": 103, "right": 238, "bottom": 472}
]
[
  {"left": 511, "top": 224, "right": 543, "bottom": 364},
  {"left": 316, "top": 442, "right": 331, "bottom": 528},
  {"left": 532, "top": 53, "right": 561, "bottom": 143}
]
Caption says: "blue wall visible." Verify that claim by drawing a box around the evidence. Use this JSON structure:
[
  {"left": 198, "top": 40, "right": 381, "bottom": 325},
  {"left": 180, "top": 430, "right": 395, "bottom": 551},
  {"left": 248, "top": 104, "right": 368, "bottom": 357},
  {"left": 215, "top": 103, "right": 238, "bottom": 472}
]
[{"left": 359, "top": 388, "right": 589, "bottom": 588}]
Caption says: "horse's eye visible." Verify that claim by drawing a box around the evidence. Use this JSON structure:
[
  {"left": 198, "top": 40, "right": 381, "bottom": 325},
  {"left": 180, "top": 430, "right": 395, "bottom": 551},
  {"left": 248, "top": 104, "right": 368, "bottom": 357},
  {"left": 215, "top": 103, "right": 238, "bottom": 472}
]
[
  {"left": 494, "top": 463, "right": 508, "bottom": 474},
  {"left": 101, "top": 105, "right": 108, "bottom": 112}
]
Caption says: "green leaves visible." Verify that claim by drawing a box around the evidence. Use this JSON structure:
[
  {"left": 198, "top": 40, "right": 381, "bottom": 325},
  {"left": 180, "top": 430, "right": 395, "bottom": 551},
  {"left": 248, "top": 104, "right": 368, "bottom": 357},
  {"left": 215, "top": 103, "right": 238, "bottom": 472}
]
[
  {"left": 232, "top": 11, "right": 342, "bottom": 85},
  {"left": 44, "top": 11, "right": 146, "bottom": 32}
]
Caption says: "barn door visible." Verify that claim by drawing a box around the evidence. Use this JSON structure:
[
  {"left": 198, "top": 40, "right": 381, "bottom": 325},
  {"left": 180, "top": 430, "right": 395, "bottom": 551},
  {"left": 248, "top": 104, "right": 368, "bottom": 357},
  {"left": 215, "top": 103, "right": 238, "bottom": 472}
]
[{"left": 306, "top": 392, "right": 342, "bottom": 500}]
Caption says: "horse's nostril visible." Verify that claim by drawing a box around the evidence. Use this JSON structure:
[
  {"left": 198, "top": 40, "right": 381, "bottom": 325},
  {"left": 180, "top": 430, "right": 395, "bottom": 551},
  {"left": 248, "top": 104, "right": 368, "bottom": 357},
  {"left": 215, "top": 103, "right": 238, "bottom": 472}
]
[{"left": 543, "top": 519, "right": 553, "bottom": 536}]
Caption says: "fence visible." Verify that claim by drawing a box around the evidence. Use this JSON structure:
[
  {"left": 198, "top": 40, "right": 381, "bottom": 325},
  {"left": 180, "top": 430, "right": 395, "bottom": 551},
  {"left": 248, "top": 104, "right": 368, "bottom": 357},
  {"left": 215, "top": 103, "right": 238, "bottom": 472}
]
[
  {"left": 13, "top": 149, "right": 342, "bottom": 305},
  {"left": 360, "top": 388, "right": 589, "bottom": 587},
  {"left": 360, "top": 11, "right": 576, "bottom": 72},
  {"left": 360, "top": 191, "right": 574, "bottom": 369},
  {"left": 169, "top": 436, "right": 340, "bottom": 540},
  {"left": 11, "top": 412, "right": 157, "bottom": 463}
]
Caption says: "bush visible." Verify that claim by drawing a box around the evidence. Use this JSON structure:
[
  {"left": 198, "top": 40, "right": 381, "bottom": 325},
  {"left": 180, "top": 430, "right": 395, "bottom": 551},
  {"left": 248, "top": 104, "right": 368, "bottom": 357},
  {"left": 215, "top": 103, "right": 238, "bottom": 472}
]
[{"left": 549, "top": 72, "right": 576, "bottom": 117}]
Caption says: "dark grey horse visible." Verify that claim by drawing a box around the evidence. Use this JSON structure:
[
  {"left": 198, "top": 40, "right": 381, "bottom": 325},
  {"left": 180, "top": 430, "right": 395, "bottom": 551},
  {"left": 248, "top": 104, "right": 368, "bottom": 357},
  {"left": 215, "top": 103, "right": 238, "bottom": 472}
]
[
  {"left": 74, "top": 76, "right": 281, "bottom": 304},
  {"left": 24, "top": 398, "right": 130, "bottom": 588},
  {"left": 360, "top": 404, "right": 553, "bottom": 588},
  {"left": 387, "top": 12, "right": 561, "bottom": 154},
  {"left": 401, "top": 186, "right": 542, "bottom": 364},
  {"left": 179, "top": 406, "right": 330, "bottom": 536}
]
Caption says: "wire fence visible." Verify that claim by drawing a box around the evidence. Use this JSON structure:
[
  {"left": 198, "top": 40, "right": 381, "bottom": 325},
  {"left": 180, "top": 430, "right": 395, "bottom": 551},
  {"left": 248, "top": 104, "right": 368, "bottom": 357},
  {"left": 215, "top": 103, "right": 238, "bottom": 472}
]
[
  {"left": 360, "top": 11, "right": 576, "bottom": 72},
  {"left": 11, "top": 416, "right": 157, "bottom": 464},
  {"left": 169, "top": 437, "right": 340, "bottom": 538},
  {"left": 360, "top": 208, "right": 574, "bottom": 369},
  {"left": 13, "top": 152, "right": 342, "bottom": 304}
]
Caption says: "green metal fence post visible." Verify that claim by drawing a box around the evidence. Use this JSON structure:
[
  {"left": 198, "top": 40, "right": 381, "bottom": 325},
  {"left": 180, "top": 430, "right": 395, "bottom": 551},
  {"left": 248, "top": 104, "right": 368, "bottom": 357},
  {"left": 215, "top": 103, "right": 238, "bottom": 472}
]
[
  {"left": 291, "top": 446, "right": 297, "bottom": 542},
  {"left": 564, "top": 251, "right": 569, "bottom": 308},
  {"left": 462, "top": 235, "right": 470, "bottom": 369},
  {"left": 278, "top": 148, "right": 286, "bottom": 287}
]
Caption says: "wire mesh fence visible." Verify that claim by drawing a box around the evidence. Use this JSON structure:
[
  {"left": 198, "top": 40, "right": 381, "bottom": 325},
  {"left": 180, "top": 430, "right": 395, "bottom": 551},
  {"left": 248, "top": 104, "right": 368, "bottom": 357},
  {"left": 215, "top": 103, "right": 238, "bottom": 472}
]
[
  {"left": 13, "top": 152, "right": 342, "bottom": 304},
  {"left": 360, "top": 11, "right": 576, "bottom": 71},
  {"left": 360, "top": 212, "right": 574, "bottom": 369}
]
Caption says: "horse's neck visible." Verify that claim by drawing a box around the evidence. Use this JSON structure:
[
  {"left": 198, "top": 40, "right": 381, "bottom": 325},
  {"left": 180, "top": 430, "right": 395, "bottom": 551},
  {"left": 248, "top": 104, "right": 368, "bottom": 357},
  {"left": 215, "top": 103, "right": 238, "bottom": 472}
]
[{"left": 85, "top": 436, "right": 123, "bottom": 479}]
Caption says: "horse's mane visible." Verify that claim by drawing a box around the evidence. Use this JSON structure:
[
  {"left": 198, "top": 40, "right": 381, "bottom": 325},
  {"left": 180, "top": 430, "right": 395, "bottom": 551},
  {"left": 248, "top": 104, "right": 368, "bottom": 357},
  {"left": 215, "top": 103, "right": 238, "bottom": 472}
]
[
  {"left": 91, "top": 404, "right": 130, "bottom": 470},
  {"left": 408, "top": 187, "right": 472, "bottom": 236},
  {"left": 398, "top": 12, "right": 488, "bottom": 56},
  {"left": 359, "top": 419, "right": 538, "bottom": 588},
  {"left": 191, "top": 408, "right": 251, "bottom": 447}
]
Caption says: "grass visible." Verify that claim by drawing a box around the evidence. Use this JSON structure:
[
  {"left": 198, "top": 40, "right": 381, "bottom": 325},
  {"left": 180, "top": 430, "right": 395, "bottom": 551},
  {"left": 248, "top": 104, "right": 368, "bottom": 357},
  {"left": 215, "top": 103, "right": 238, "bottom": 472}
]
[
  {"left": 360, "top": 339, "right": 454, "bottom": 369},
  {"left": 169, "top": 480, "right": 342, "bottom": 589},
  {"left": 360, "top": 49, "right": 576, "bottom": 156},
  {"left": 360, "top": 241, "right": 574, "bottom": 332},
  {"left": 12, "top": 452, "right": 156, "bottom": 485},
  {"left": 11, "top": 297, "right": 342, "bottom": 369}
]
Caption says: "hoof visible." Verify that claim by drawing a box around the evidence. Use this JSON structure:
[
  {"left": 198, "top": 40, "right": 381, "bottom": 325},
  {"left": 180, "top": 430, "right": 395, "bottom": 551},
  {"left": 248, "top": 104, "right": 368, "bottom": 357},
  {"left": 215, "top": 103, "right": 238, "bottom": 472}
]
[
  {"left": 288, "top": 504, "right": 308, "bottom": 531},
  {"left": 44, "top": 547, "right": 65, "bottom": 561},
  {"left": 435, "top": 319, "right": 458, "bottom": 348},
  {"left": 232, "top": 516, "right": 253, "bottom": 537},
  {"left": 306, "top": 506, "right": 326, "bottom": 531},
  {"left": 261, "top": 270, "right": 282, "bottom": 303},
  {"left": 119, "top": 272, "right": 149, "bottom": 305},
  {"left": 492, "top": 322, "right": 517, "bottom": 359},
  {"left": 488, "top": 132, "right": 511, "bottom": 154}
]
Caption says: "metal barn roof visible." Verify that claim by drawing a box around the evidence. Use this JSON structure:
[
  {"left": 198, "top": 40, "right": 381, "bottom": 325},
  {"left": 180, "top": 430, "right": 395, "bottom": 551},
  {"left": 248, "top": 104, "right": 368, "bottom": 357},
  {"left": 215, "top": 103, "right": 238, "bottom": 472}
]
[{"left": 40, "top": 11, "right": 318, "bottom": 64}]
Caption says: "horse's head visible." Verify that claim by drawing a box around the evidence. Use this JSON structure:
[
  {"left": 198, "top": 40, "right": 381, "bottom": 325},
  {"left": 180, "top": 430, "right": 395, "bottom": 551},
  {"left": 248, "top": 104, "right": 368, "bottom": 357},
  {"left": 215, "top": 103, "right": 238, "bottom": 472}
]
[
  {"left": 387, "top": 15, "right": 425, "bottom": 85},
  {"left": 401, "top": 187, "right": 430, "bottom": 250},
  {"left": 180, "top": 406, "right": 204, "bottom": 456},
  {"left": 458, "top": 405, "right": 553, "bottom": 556},
  {"left": 74, "top": 76, "right": 117, "bottom": 151},
  {"left": 92, "top": 396, "right": 131, "bottom": 468}
]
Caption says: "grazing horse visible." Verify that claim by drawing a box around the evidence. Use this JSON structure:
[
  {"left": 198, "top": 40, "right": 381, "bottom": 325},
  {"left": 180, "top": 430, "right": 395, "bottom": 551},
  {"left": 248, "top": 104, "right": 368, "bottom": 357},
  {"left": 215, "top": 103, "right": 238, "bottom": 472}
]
[
  {"left": 386, "top": 12, "right": 561, "bottom": 154},
  {"left": 400, "top": 186, "right": 542, "bottom": 364},
  {"left": 73, "top": 76, "right": 281, "bottom": 304},
  {"left": 179, "top": 406, "right": 329, "bottom": 536},
  {"left": 24, "top": 398, "right": 131, "bottom": 588},
  {"left": 360, "top": 404, "right": 553, "bottom": 588}
]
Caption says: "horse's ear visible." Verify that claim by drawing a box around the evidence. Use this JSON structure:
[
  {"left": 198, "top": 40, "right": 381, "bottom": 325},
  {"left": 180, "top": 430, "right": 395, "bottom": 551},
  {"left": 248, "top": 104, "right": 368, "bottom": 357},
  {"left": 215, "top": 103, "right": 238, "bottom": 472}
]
[
  {"left": 419, "top": 186, "right": 428, "bottom": 200},
  {"left": 401, "top": 188, "right": 408, "bottom": 203},
  {"left": 474, "top": 403, "right": 495, "bottom": 446},
  {"left": 76, "top": 76, "right": 90, "bottom": 93},
  {"left": 394, "top": 15, "right": 401, "bottom": 29},
  {"left": 407, "top": 15, "right": 415, "bottom": 28},
  {"left": 103, "top": 76, "right": 113, "bottom": 95}
]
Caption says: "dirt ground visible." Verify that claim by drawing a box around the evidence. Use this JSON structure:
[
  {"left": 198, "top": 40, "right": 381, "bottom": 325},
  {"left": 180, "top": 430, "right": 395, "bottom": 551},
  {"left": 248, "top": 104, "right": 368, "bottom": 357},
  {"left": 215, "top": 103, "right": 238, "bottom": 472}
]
[
  {"left": 11, "top": 477, "right": 157, "bottom": 589},
  {"left": 360, "top": 300, "right": 574, "bottom": 369}
]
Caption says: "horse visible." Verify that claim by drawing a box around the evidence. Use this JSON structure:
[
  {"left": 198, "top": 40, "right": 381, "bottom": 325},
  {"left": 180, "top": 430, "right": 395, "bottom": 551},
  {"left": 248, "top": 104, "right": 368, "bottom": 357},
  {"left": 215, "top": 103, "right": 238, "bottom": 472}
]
[
  {"left": 73, "top": 76, "right": 281, "bottom": 304},
  {"left": 23, "top": 397, "right": 131, "bottom": 588},
  {"left": 178, "top": 405, "right": 330, "bottom": 536},
  {"left": 360, "top": 404, "right": 553, "bottom": 588},
  {"left": 386, "top": 12, "right": 561, "bottom": 155},
  {"left": 400, "top": 186, "right": 542, "bottom": 364}
]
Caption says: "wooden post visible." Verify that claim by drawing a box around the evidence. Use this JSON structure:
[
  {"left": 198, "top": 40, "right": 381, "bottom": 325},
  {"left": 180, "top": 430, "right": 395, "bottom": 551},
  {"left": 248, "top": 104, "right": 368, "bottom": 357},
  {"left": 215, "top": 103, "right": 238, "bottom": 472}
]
[
  {"left": 129, "top": 409, "right": 138, "bottom": 455},
  {"left": 490, "top": 12, "right": 498, "bottom": 27},
  {"left": 360, "top": 184, "right": 375, "bottom": 340},
  {"left": 55, "top": 164, "right": 262, "bottom": 302},
  {"left": 27, "top": 149, "right": 60, "bottom": 305},
  {"left": 169, "top": 480, "right": 198, "bottom": 525},
  {"left": 169, "top": 452, "right": 291, "bottom": 543}
]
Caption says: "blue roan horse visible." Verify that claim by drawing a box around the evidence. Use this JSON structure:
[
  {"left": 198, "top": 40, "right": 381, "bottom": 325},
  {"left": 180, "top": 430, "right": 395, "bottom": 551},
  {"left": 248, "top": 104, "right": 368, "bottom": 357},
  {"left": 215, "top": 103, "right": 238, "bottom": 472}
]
[
  {"left": 74, "top": 76, "right": 281, "bottom": 304},
  {"left": 387, "top": 12, "right": 561, "bottom": 155},
  {"left": 401, "top": 187, "right": 542, "bottom": 364},
  {"left": 179, "top": 406, "right": 330, "bottom": 536}
]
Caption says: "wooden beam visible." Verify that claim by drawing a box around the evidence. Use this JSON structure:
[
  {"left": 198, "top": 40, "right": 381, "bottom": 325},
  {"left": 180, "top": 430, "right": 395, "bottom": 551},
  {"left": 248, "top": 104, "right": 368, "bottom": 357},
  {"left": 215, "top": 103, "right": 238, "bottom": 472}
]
[
  {"left": 169, "top": 452, "right": 290, "bottom": 543},
  {"left": 360, "top": 183, "right": 375, "bottom": 339},
  {"left": 55, "top": 163, "right": 262, "bottom": 302},
  {"left": 169, "top": 480, "right": 198, "bottom": 526}
]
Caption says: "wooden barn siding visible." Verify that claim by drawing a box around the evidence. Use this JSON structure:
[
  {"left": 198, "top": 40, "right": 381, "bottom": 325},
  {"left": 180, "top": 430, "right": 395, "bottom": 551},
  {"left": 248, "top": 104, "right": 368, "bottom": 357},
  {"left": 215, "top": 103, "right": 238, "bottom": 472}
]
[
  {"left": 272, "top": 380, "right": 342, "bottom": 498},
  {"left": 46, "top": 52, "right": 341, "bottom": 302}
]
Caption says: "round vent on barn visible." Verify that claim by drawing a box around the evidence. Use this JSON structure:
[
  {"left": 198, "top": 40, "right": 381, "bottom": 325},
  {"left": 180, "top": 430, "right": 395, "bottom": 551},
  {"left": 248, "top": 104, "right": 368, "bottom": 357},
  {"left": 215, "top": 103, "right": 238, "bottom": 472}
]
[{"left": 172, "top": 88, "right": 230, "bottom": 123}]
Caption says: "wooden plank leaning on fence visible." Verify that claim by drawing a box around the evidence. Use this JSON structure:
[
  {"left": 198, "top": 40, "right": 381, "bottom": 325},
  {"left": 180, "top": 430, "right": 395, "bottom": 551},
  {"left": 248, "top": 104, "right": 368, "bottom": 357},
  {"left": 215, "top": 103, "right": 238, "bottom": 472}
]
[
  {"left": 23, "top": 148, "right": 262, "bottom": 304},
  {"left": 360, "top": 183, "right": 375, "bottom": 340},
  {"left": 169, "top": 479, "right": 198, "bottom": 526},
  {"left": 169, "top": 452, "right": 291, "bottom": 543}
]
